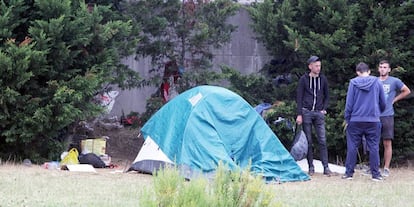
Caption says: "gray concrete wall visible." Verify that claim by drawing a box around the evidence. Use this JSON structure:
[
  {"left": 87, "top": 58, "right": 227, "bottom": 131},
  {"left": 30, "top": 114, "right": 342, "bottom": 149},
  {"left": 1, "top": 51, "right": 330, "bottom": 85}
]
[
  {"left": 109, "top": 8, "right": 272, "bottom": 117},
  {"left": 212, "top": 8, "right": 271, "bottom": 74},
  {"left": 109, "top": 56, "right": 157, "bottom": 117}
]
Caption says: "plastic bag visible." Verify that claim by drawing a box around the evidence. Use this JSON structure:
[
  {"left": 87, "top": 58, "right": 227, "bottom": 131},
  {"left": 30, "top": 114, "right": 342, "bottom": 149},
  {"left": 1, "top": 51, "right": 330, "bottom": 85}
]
[
  {"left": 290, "top": 124, "right": 308, "bottom": 161},
  {"left": 60, "top": 148, "right": 80, "bottom": 165},
  {"left": 78, "top": 153, "right": 106, "bottom": 168}
]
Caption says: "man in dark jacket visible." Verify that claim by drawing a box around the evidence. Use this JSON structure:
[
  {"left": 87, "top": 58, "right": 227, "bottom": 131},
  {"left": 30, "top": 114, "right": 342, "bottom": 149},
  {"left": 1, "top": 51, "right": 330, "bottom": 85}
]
[
  {"left": 343, "top": 62, "right": 386, "bottom": 181},
  {"left": 296, "top": 56, "right": 332, "bottom": 176}
]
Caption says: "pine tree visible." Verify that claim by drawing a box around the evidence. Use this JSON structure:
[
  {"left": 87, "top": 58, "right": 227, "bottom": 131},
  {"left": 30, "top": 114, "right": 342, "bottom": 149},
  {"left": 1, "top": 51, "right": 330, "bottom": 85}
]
[
  {"left": 0, "top": 0, "right": 139, "bottom": 161},
  {"left": 124, "top": 0, "right": 239, "bottom": 90},
  {"left": 356, "top": 1, "right": 414, "bottom": 155},
  {"left": 247, "top": 0, "right": 414, "bottom": 160}
]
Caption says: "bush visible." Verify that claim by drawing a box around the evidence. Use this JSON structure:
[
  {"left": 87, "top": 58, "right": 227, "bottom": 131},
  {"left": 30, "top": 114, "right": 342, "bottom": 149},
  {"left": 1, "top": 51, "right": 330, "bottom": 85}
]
[{"left": 140, "top": 163, "right": 281, "bottom": 207}]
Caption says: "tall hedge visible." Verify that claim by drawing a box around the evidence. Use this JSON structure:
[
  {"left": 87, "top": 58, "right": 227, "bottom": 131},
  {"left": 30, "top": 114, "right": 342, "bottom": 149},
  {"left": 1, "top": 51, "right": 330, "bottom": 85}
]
[
  {"left": 246, "top": 0, "right": 414, "bottom": 164},
  {"left": 0, "top": 0, "right": 140, "bottom": 162}
]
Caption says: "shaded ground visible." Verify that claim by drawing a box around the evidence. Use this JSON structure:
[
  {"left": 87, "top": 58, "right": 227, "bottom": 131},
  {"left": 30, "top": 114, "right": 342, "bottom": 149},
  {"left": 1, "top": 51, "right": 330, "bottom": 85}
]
[{"left": 90, "top": 123, "right": 144, "bottom": 166}]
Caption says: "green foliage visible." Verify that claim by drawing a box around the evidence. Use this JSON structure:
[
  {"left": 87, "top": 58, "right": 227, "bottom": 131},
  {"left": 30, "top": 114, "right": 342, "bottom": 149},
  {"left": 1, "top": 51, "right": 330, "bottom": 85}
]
[
  {"left": 125, "top": 0, "right": 240, "bottom": 89},
  {"left": 131, "top": 0, "right": 242, "bottom": 120},
  {"left": 393, "top": 102, "right": 414, "bottom": 160},
  {"left": 244, "top": 0, "right": 414, "bottom": 163},
  {"left": 140, "top": 163, "right": 280, "bottom": 207},
  {"left": 263, "top": 102, "right": 297, "bottom": 148},
  {"left": 140, "top": 96, "right": 165, "bottom": 125},
  {"left": 221, "top": 66, "right": 276, "bottom": 105},
  {"left": 0, "top": 0, "right": 140, "bottom": 162}
]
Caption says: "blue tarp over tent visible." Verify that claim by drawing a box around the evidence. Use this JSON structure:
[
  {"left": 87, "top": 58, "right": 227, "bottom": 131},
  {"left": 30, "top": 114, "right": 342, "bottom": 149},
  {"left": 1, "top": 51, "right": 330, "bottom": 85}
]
[{"left": 134, "top": 85, "right": 309, "bottom": 182}]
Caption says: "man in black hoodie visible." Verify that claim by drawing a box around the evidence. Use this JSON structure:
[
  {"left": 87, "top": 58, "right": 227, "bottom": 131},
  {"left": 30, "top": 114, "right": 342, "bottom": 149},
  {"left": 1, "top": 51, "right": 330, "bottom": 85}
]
[{"left": 296, "top": 56, "right": 332, "bottom": 176}]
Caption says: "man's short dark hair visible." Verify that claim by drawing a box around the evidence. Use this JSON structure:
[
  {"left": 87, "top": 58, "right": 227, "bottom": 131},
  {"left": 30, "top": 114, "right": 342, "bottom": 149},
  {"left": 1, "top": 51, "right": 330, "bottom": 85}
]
[
  {"left": 307, "top": 56, "right": 320, "bottom": 64},
  {"left": 379, "top": 59, "right": 390, "bottom": 66},
  {"left": 356, "top": 62, "right": 370, "bottom": 72}
]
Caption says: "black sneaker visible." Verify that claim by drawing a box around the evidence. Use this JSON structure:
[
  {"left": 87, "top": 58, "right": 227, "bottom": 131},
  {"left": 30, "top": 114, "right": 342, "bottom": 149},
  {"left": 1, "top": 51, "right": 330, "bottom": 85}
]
[
  {"left": 308, "top": 167, "right": 315, "bottom": 176},
  {"left": 341, "top": 174, "right": 353, "bottom": 180},
  {"left": 324, "top": 168, "right": 333, "bottom": 176},
  {"left": 372, "top": 176, "right": 383, "bottom": 182}
]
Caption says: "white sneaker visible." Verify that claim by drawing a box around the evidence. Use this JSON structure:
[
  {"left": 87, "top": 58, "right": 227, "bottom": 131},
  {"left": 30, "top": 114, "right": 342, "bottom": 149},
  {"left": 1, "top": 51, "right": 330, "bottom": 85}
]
[
  {"left": 382, "top": 168, "right": 390, "bottom": 177},
  {"left": 362, "top": 168, "right": 371, "bottom": 176},
  {"left": 342, "top": 175, "right": 353, "bottom": 180}
]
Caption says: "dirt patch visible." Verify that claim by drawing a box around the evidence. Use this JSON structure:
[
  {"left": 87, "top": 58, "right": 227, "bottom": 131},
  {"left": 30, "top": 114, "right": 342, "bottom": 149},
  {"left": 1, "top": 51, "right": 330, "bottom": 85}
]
[{"left": 88, "top": 122, "right": 144, "bottom": 166}]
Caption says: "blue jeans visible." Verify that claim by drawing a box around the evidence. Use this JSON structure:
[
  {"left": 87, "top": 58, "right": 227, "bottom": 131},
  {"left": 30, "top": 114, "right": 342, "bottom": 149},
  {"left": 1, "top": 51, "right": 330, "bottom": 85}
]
[
  {"left": 302, "top": 109, "right": 328, "bottom": 169},
  {"left": 345, "top": 122, "right": 381, "bottom": 177}
]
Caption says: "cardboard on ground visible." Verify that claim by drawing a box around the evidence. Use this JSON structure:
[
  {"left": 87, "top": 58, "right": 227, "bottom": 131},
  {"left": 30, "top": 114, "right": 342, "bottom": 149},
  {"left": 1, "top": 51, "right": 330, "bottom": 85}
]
[{"left": 65, "top": 164, "right": 97, "bottom": 173}]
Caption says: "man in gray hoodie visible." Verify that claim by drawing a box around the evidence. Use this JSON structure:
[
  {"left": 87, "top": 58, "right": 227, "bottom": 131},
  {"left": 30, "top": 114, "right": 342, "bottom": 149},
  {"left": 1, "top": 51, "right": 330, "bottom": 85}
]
[{"left": 343, "top": 62, "right": 386, "bottom": 181}]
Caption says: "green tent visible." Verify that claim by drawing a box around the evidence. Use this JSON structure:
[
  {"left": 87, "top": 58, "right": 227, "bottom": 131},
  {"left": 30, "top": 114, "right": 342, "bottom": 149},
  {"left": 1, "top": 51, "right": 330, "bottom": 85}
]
[{"left": 130, "top": 85, "right": 309, "bottom": 182}]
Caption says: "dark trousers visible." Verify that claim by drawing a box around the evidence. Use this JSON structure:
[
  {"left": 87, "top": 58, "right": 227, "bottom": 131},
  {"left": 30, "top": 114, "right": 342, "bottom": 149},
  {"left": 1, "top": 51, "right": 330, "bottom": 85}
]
[
  {"left": 302, "top": 109, "right": 329, "bottom": 169},
  {"left": 345, "top": 122, "right": 381, "bottom": 177}
]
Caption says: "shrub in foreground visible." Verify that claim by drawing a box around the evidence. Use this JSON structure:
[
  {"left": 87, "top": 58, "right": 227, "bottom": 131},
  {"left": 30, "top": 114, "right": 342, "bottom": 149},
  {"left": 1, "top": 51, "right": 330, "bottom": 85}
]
[{"left": 140, "top": 164, "right": 281, "bottom": 207}]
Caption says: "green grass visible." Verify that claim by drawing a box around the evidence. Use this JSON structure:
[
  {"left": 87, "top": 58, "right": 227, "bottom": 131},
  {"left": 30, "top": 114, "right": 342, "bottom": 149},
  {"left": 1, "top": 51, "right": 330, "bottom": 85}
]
[
  {"left": 0, "top": 164, "right": 147, "bottom": 206},
  {"left": 271, "top": 171, "right": 414, "bottom": 207},
  {"left": 1, "top": 163, "right": 413, "bottom": 206}
]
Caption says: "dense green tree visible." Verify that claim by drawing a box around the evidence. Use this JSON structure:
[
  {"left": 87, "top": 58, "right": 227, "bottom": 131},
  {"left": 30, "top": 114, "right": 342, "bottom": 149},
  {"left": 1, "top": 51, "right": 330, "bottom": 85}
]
[
  {"left": 355, "top": 1, "right": 414, "bottom": 160},
  {"left": 123, "top": 0, "right": 240, "bottom": 125},
  {"left": 0, "top": 0, "right": 140, "bottom": 161},
  {"left": 246, "top": 0, "right": 414, "bottom": 164},
  {"left": 124, "top": 0, "right": 239, "bottom": 91}
]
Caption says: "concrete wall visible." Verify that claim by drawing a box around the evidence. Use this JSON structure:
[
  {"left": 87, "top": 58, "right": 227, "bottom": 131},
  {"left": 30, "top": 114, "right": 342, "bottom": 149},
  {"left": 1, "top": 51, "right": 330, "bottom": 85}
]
[
  {"left": 109, "top": 8, "right": 272, "bottom": 117},
  {"left": 109, "top": 56, "right": 157, "bottom": 117},
  {"left": 211, "top": 8, "right": 271, "bottom": 75}
]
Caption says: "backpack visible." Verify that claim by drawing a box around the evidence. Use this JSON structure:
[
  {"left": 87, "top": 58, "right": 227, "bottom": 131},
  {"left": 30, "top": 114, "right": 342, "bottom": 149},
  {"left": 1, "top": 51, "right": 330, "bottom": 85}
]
[{"left": 78, "top": 153, "right": 106, "bottom": 168}]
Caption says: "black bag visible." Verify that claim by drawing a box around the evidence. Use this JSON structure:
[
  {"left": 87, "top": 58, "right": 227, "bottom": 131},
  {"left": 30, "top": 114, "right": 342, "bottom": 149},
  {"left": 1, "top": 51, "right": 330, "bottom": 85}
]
[
  {"left": 290, "top": 124, "right": 308, "bottom": 161},
  {"left": 78, "top": 153, "right": 106, "bottom": 168}
]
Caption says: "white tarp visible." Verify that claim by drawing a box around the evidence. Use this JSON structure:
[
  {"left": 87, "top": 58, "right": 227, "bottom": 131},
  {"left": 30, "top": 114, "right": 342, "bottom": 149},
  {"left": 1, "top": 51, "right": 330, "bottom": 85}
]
[{"left": 296, "top": 159, "right": 346, "bottom": 174}]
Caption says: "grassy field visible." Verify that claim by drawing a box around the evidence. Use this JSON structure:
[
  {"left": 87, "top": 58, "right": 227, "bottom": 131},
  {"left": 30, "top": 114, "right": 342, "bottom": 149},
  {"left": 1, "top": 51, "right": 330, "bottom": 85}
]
[{"left": 1, "top": 163, "right": 413, "bottom": 207}]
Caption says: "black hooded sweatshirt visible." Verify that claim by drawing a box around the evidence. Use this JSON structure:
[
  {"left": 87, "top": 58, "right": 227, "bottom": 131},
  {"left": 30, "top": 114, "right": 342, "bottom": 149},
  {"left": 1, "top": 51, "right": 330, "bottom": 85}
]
[{"left": 296, "top": 73, "right": 329, "bottom": 115}]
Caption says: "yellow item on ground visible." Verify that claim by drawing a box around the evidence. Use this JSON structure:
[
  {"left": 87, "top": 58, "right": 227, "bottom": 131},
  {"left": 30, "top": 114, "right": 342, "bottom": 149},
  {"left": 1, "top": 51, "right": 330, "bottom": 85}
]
[{"left": 60, "top": 148, "right": 79, "bottom": 165}]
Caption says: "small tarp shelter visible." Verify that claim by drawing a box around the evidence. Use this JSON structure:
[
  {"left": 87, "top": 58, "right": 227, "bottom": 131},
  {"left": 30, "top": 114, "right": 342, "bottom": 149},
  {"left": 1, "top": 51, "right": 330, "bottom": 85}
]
[{"left": 129, "top": 85, "right": 309, "bottom": 182}]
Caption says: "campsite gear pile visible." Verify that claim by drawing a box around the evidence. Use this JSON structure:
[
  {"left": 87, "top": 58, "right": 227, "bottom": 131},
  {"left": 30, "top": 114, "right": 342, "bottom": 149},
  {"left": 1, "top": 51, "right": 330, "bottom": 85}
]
[
  {"left": 79, "top": 136, "right": 111, "bottom": 167},
  {"left": 57, "top": 136, "right": 112, "bottom": 170},
  {"left": 40, "top": 88, "right": 121, "bottom": 171},
  {"left": 128, "top": 85, "right": 310, "bottom": 182}
]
